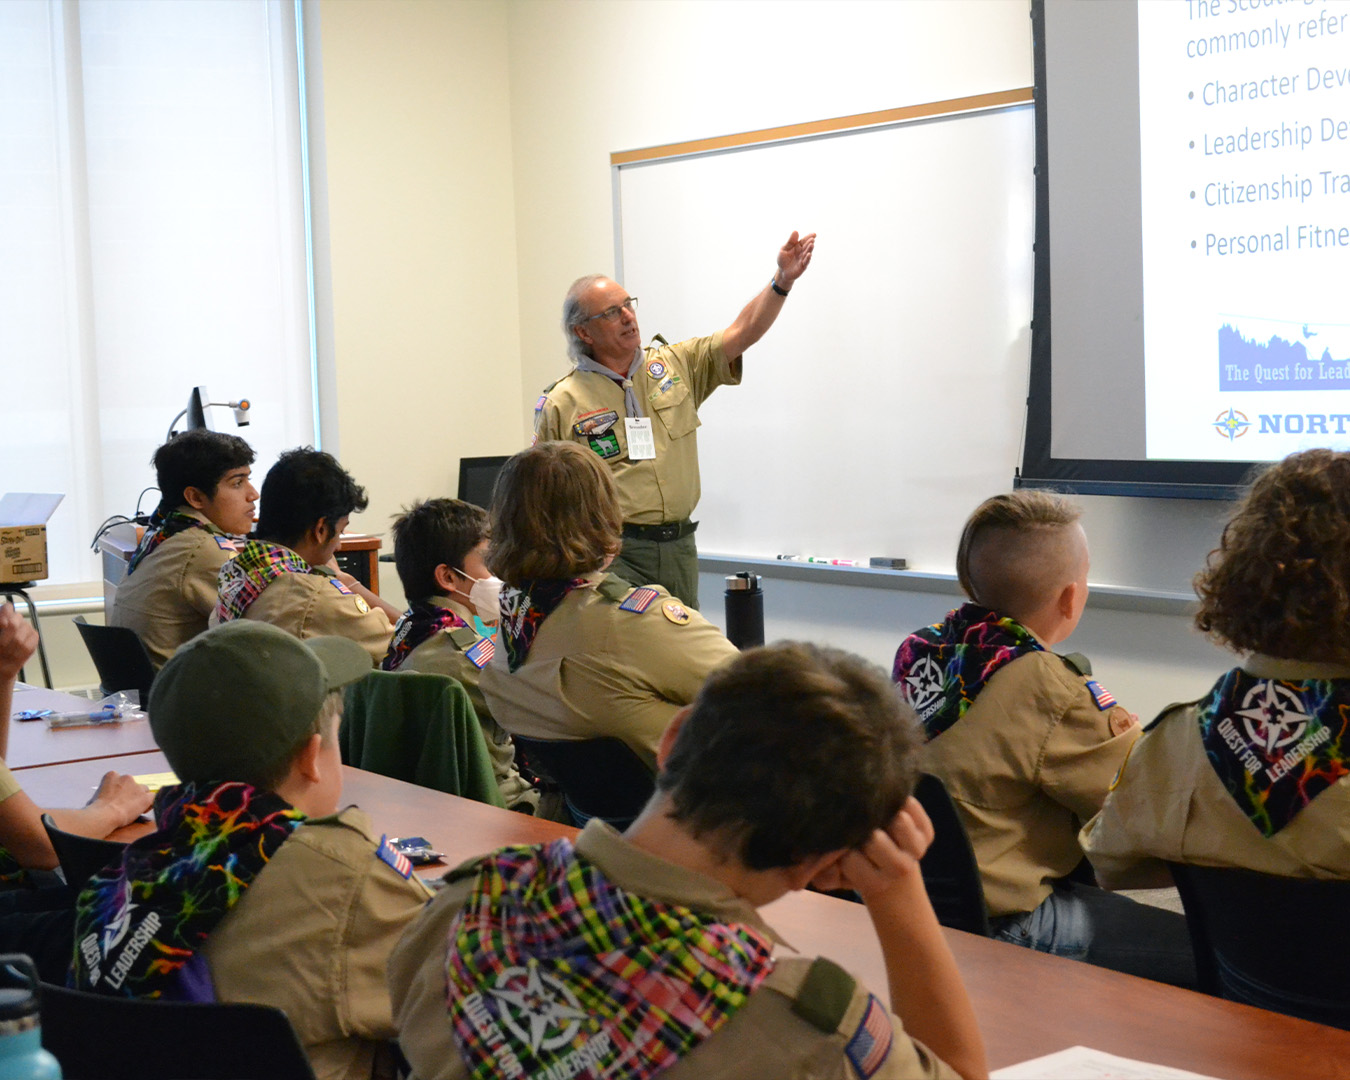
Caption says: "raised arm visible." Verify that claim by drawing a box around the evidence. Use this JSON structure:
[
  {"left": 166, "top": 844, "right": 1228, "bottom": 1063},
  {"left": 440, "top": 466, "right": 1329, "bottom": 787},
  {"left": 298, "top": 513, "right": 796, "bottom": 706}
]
[{"left": 721, "top": 231, "right": 815, "bottom": 360}]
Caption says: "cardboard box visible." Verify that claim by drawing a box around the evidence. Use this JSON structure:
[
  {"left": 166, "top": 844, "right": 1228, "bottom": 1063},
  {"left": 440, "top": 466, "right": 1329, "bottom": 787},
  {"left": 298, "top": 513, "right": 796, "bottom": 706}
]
[{"left": 0, "top": 494, "right": 64, "bottom": 584}]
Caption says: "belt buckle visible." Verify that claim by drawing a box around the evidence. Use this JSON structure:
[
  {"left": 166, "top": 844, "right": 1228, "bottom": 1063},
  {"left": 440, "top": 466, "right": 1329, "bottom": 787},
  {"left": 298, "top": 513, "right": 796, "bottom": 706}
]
[{"left": 657, "top": 523, "right": 679, "bottom": 542}]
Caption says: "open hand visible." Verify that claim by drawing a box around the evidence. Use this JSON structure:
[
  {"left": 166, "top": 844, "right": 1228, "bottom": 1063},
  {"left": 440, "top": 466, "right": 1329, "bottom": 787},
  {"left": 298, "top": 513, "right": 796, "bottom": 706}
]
[
  {"left": 811, "top": 797, "right": 934, "bottom": 900},
  {"left": 0, "top": 605, "right": 38, "bottom": 684},
  {"left": 89, "top": 772, "right": 153, "bottom": 827},
  {"left": 776, "top": 231, "right": 816, "bottom": 287}
]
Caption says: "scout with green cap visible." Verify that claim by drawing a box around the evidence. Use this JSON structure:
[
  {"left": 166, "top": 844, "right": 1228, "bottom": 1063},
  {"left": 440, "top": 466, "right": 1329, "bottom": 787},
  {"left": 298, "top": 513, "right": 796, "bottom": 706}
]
[
  {"left": 390, "top": 642, "right": 988, "bottom": 1080},
  {"left": 72, "top": 621, "right": 433, "bottom": 1080}
]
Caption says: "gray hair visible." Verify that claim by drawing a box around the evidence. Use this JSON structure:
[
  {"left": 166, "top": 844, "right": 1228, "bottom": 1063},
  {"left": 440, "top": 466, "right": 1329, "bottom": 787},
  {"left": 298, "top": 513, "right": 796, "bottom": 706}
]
[{"left": 562, "top": 274, "right": 608, "bottom": 364}]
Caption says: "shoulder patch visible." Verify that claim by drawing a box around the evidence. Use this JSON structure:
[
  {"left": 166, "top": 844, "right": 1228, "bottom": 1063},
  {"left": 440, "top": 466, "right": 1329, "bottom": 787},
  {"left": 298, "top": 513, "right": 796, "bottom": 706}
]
[
  {"left": 375, "top": 834, "right": 413, "bottom": 879},
  {"left": 661, "top": 599, "right": 691, "bottom": 625},
  {"left": 1085, "top": 679, "right": 1118, "bottom": 711},
  {"left": 464, "top": 636, "right": 495, "bottom": 669},
  {"left": 790, "top": 957, "right": 856, "bottom": 1034},
  {"left": 534, "top": 393, "right": 548, "bottom": 413},
  {"left": 845, "top": 994, "right": 894, "bottom": 1078},
  {"left": 213, "top": 536, "right": 239, "bottom": 552},
  {"left": 329, "top": 577, "right": 353, "bottom": 596},
  {"left": 595, "top": 574, "right": 633, "bottom": 604},
  {"left": 619, "top": 586, "right": 661, "bottom": 614},
  {"left": 1060, "top": 651, "right": 1093, "bottom": 677},
  {"left": 448, "top": 625, "right": 479, "bottom": 650}
]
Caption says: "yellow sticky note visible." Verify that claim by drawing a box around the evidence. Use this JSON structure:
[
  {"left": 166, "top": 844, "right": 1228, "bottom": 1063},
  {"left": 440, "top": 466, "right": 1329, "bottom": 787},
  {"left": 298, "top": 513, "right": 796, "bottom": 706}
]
[{"left": 133, "top": 771, "right": 179, "bottom": 792}]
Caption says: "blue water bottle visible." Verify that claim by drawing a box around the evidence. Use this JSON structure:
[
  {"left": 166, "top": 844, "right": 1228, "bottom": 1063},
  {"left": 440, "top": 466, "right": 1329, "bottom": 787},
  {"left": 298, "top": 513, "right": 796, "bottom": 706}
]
[{"left": 0, "top": 956, "right": 61, "bottom": 1079}]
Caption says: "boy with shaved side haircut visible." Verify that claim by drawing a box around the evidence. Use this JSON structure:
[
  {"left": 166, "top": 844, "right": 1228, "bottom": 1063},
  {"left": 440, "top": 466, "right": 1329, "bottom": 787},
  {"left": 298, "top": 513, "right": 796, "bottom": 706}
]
[{"left": 893, "top": 491, "right": 1193, "bottom": 985}]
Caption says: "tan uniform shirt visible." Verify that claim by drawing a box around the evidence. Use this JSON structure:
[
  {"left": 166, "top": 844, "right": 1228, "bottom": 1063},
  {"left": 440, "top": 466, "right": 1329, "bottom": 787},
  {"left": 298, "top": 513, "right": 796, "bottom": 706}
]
[
  {"left": 389, "top": 821, "right": 959, "bottom": 1080},
  {"left": 400, "top": 596, "right": 537, "bottom": 810},
  {"left": 479, "top": 574, "right": 740, "bottom": 769},
  {"left": 204, "top": 806, "right": 433, "bottom": 1080},
  {"left": 232, "top": 556, "right": 394, "bottom": 664},
  {"left": 109, "top": 508, "right": 237, "bottom": 668},
  {"left": 1081, "top": 656, "right": 1350, "bottom": 889},
  {"left": 0, "top": 762, "right": 20, "bottom": 804},
  {"left": 921, "top": 648, "right": 1139, "bottom": 917},
  {"left": 533, "top": 333, "right": 741, "bottom": 524}
]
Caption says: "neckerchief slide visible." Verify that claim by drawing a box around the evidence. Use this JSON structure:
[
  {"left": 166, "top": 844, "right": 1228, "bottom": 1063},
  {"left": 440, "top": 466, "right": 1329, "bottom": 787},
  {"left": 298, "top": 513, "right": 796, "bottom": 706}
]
[
  {"left": 499, "top": 579, "right": 591, "bottom": 673},
  {"left": 382, "top": 600, "right": 471, "bottom": 671},
  {"left": 445, "top": 839, "right": 774, "bottom": 1080},
  {"left": 894, "top": 603, "right": 1044, "bottom": 740},
  {"left": 1196, "top": 667, "right": 1350, "bottom": 836},
  {"left": 71, "top": 781, "right": 305, "bottom": 1000},
  {"left": 215, "top": 539, "right": 313, "bottom": 622}
]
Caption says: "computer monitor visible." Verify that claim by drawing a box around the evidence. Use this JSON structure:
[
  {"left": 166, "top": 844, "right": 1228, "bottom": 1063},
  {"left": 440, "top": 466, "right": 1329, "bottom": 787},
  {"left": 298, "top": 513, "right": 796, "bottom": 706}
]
[
  {"left": 457, "top": 455, "right": 509, "bottom": 510},
  {"left": 186, "top": 385, "right": 213, "bottom": 431}
]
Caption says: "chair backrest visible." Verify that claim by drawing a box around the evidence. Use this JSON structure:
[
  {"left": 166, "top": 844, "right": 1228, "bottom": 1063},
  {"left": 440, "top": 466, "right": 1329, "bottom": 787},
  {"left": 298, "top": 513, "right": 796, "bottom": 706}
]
[
  {"left": 341, "top": 671, "right": 505, "bottom": 807},
  {"left": 913, "top": 773, "right": 990, "bottom": 937},
  {"left": 511, "top": 736, "right": 655, "bottom": 830},
  {"left": 1169, "top": 862, "right": 1350, "bottom": 1030},
  {"left": 40, "top": 813, "right": 125, "bottom": 895},
  {"left": 39, "top": 982, "right": 317, "bottom": 1079},
  {"left": 71, "top": 616, "right": 156, "bottom": 700}
]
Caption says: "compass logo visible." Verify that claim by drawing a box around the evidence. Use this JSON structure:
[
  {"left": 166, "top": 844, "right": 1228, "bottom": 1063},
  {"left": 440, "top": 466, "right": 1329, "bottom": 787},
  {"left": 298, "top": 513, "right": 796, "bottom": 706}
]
[
  {"left": 489, "top": 962, "right": 588, "bottom": 1054},
  {"left": 1235, "top": 679, "right": 1310, "bottom": 754},
  {"left": 1213, "top": 407, "right": 1252, "bottom": 441},
  {"left": 902, "top": 656, "right": 945, "bottom": 711}
]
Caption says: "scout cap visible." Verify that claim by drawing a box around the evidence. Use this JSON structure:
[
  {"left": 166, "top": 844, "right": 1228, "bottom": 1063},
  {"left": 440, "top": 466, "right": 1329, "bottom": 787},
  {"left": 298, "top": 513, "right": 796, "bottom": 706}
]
[{"left": 149, "top": 620, "right": 371, "bottom": 783}]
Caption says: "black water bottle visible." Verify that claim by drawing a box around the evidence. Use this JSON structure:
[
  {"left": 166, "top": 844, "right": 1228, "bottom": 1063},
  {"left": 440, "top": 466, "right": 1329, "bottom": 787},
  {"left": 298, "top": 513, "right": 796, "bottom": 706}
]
[{"left": 723, "top": 573, "right": 764, "bottom": 649}]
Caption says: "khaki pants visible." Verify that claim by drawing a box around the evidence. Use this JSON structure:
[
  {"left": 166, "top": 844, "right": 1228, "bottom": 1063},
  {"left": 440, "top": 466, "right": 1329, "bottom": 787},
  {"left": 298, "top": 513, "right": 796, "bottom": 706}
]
[{"left": 610, "top": 532, "right": 700, "bottom": 609}]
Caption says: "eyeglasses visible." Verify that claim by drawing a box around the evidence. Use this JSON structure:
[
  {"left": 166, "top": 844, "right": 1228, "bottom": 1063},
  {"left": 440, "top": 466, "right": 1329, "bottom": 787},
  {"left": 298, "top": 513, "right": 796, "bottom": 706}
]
[{"left": 585, "top": 297, "right": 639, "bottom": 322}]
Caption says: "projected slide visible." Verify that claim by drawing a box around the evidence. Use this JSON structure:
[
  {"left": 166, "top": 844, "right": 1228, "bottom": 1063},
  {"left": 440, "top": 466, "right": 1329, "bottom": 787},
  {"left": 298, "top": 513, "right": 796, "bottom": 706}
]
[{"left": 1139, "top": 0, "right": 1350, "bottom": 461}]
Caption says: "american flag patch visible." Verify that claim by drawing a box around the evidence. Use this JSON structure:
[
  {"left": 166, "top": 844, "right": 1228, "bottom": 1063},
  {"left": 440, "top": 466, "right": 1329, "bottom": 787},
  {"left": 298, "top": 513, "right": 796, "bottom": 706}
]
[
  {"left": 375, "top": 835, "right": 413, "bottom": 879},
  {"left": 534, "top": 394, "right": 548, "bottom": 412},
  {"left": 619, "top": 586, "right": 660, "bottom": 614},
  {"left": 464, "top": 636, "right": 495, "bottom": 669},
  {"left": 213, "top": 536, "right": 239, "bottom": 551},
  {"left": 329, "top": 577, "right": 353, "bottom": 595},
  {"left": 1087, "top": 679, "right": 1118, "bottom": 710},
  {"left": 845, "top": 995, "right": 893, "bottom": 1078}
]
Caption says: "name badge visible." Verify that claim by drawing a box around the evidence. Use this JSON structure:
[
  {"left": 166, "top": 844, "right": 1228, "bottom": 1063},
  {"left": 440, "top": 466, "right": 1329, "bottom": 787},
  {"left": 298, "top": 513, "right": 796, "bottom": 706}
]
[{"left": 625, "top": 417, "right": 656, "bottom": 460}]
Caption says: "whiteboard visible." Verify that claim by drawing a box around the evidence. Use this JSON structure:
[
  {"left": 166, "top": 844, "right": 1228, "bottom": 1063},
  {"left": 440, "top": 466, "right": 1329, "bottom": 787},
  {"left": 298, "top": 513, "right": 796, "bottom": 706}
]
[{"left": 616, "top": 105, "right": 1035, "bottom": 572}]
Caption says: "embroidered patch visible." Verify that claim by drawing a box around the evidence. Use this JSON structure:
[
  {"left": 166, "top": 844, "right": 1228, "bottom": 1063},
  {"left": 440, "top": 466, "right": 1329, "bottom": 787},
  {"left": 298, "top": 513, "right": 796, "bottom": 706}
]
[
  {"left": 329, "top": 578, "right": 353, "bottom": 596},
  {"left": 662, "top": 599, "right": 691, "bottom": 625},
  {"left": 534, "top": 394, "right": 548, "bottom": 413},
  {"left": 587, "top": 430, "right": 622, "bottom": 460},
  {"left": 845, "top": 995, "right": 892, "bottom": 1078},
  {"left": 1086, "top": 680, "right": 1117, "bottom": 710},
  {"left": 464, "top": 636, "right": 495, "bottom": 669},
  {"left": 354, "top": 596, "right": 370, "bottom": 614},
  {"left": 375, "top": 835, "right": 413, "bottom": 879},
  {"left": 213, "top": 536, "right": 239, "bottom": 552},
  {"left": 573, "top": 407, "right": 618, "bottom": 436},
  {"left": 647, "top": 360, "right": 667, "bottom": 379},
  {"left": 619, "top": 587, "right": 660, "bottom": 613}
]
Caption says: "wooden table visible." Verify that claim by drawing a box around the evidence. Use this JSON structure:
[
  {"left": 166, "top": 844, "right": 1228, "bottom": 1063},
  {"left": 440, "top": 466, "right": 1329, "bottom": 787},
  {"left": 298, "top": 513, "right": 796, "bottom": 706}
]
[
  {"left": 21, "top": 759, "right": 1350, "bottom": 1077},
  {"left": 7, "top": 685, "right": 161, "bottom": 770}
]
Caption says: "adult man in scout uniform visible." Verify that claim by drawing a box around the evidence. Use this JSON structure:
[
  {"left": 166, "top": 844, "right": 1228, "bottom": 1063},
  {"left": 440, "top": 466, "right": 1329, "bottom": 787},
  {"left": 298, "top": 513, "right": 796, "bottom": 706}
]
[
  {"left": 72, "top": 621, "right": 433, "bottom": 1080},
  {"left": 893, "top": 490, "right": 1193, "bottom": 987},
  {"left": 383, "top": 498, "right": 538, "bottom": 813},
  {"left": 534, "top": 231, "right": 816, "bottom": 608},
  {"left": 110, "top": 429, "right": 257, "bottom": 667},
  {"left": 216, "top": 448, "right": 398, "bottom": 662},
  {"left": 390, "top": 643, "right": 987, "bottom": 1080}
]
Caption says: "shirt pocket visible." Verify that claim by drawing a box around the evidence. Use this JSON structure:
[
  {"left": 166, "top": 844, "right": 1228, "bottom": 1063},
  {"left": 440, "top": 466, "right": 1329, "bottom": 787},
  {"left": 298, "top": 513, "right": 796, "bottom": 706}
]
[{"left": 648, "top": 379, "right": 698, "bottom": 440}]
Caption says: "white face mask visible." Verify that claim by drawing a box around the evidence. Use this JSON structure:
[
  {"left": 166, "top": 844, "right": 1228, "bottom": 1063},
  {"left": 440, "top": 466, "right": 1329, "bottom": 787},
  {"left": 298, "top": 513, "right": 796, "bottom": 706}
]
[{"left": 455, "top": 570, "right": 503, "bottom": 624}]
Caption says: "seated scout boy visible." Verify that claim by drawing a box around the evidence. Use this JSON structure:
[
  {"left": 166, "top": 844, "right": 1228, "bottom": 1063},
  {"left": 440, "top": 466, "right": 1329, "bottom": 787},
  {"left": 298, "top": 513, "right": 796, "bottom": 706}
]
[
  {"left": 383, "top": 498, "right": 537, "bottom": 812},
  {"left": 389, "top": 642, "right": 987, "bottom": 1080},
  {"left": 892, "top": 491, "right": 1192, "bottom": 985},
  {"left": 72, "top": 621, "right": 433, "bottom": 1080},
  {"left": 216, "top": 448, "right": 400, "bottom": 662},
  {"left": 110, "top": 429, "right": 257, "bottom": 667}
]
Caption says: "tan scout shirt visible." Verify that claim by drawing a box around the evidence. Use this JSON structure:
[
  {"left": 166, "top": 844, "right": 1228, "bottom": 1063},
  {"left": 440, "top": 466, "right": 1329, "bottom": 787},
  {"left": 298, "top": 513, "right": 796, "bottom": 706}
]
[
  {"left": 0, "top": 761, "right": 21, "bottom": 804},
  {"left": 1081, "top": 656, "right": 1350, "bottom": 889},
  {"left": 534, "top": 332, "right": 741, "bottom": 524},
  {"left": 238, "top": 559, "right": 394, "bottom": 664},
  {"left": 389, "top": 821, "right": 959, "bottom": 1080},
  {"left": 109, "top": 508, "right": 238, "bottom": 668},
  {"left": 922, "top": 649, "right": 1139, "bottom": 917},
  {"left": 479, "top": 574, "right": 739, "bottom": 769},
  {"left": 400, "top": 596, "right": 537, "bottom": 811},
  {"left": 204, "top": 806, "right": 433, "bottom": 1080}
]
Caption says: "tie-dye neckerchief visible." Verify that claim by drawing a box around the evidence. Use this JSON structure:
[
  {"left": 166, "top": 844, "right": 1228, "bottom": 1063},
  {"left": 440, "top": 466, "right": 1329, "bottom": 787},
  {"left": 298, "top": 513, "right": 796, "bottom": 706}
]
[
  {"left": 382, "top": 600, "right": 470, "bottom": 671},
  {"left": 445, "top": 839, "right": 774, "bottom": 1080},
  {"left": 893, "top": 602, "right": 1044, "bottom": 739},
  {"left": 71, "top": 781, "right": 305, "bottom": 1000},
  {"left": 215, "top": 539, "right": 313, "bottom": 622},
  {"left": 126, "top": 510, "right": 213, "bottom": 575},
  {"left": 498, "top": 579, "right": 592, "bottom": 672},
  {"left": 1196, "top": 667, "right": 1350, "bottom": 836}
]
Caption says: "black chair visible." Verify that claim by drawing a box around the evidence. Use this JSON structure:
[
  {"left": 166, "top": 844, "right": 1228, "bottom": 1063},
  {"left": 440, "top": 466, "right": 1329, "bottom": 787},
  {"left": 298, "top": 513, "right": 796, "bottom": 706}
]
[
  {"left": 40, "top": 813, "right": 125, "bottom": 894},
  {"left": 72, "top": 616, "right": 155, "bottom": 701},
  {"left": 512, "top": 735, "right": 655, "bottom": 830},
  {"left": 1169, "top": 862, "right": 1350, "bottom": 1030},
  {"left": 39, "top": 982, "right": 316, "bottom": 1079},
  {"left": 913, "top": 773, "right": 990, "bottom": 937}
]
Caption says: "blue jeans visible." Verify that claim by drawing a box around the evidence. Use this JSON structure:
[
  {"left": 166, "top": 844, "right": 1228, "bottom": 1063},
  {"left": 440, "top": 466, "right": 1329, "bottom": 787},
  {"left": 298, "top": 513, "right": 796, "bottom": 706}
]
[{"left": 989, "top": 880, "right": 1196, "bottom": 988}]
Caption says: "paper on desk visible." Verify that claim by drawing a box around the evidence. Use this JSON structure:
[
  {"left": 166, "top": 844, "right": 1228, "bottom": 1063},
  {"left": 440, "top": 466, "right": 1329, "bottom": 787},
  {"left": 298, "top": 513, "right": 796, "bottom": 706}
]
[
  {"left": 992, "top": 1046, "right": 1225, "bottom": 1079},
  {"left": 132, "top": 772, "right": 179, "bottom": 792}
]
